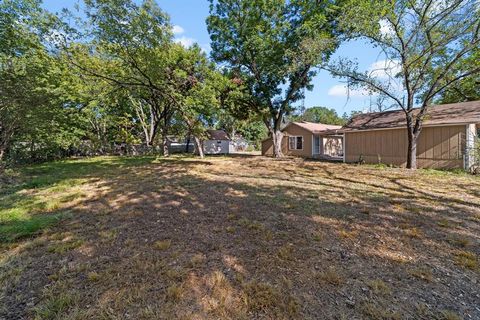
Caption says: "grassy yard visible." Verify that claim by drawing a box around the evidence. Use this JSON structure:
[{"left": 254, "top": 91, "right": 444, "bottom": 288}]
[{"left": 1, "top": 155, "right": 479, "bottom": 319}]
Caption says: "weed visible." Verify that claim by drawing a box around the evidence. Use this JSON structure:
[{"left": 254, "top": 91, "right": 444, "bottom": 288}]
[
  {"left": 189, "top": 253, "right": 206, "bottom": 267},
  {"left": 405, "top": 227, "right": 422, "bottom": 239},
  {"left": 263, "top": 229, "right": 274, "bottom": 241},
  {"left": 437, "top": 219, "right": 453, "bottom": 228},
  {"left": 439, "top": 310, "right": 462, "bottom": 320},
  {"left": 47, "top": 239, "right": 84, "bottom": 254},
  {"left": 408, "top": 266, "right": 433, "bottom": 282},
  {"left": 277, "top": 244, "right": 294, "bottom": 261},
  {"left": 165, "top": 267, "right": 185, "bottom": 282},
  {"left": 87, "top": 272, "right": 100, "bottom": 282},
  {"left": 165, "top": 284, "right": 183, "bottom": 302},
  {"left": 361, "top": 301, "right": 401, "bottom": 320},
  {"left": 454, "top": 251, "right": 478, "bottom": 270},
  {"left": 447, "top": 237, "right": 470, "bottom": 248},
  {"left": 243, "top": 281, "right": 298, "bottom": 316},
  {"left": 338, "top": 229, "right": 358, "bottom": 239},
  {"left": 34, "top": 292, "right": 78, "bottom": 319},
  {"left": 248, "top": 221, "right": 264, "bottom": 231},
  {"left": 367, "top": 279, "right": 391, "bottom": 295},
  {"left": 98, "top": 229, "right": 118, "bottom": 241},
  {"left": 312, "top": 233, "right": 323, "bottom": 242},
  {"left": 318, "top": 267, "right": 344, "bottom": 286},
  {"left": 153, "top": 239, "right": 171, "bottom": 251}
]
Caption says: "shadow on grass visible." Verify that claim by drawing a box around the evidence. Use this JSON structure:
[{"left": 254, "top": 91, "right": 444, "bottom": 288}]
[{"left": 0, "top": 155, "right": 479, "bottom": 319}]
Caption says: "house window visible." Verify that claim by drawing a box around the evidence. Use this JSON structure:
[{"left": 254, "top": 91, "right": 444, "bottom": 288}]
[{"left": 289, "top": 136, "right": 303, "bottom": 150}]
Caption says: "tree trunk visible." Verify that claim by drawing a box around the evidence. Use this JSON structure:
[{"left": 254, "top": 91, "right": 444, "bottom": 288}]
[
  {"left": 406, "top": 128, "right": 418, "bottom": 170},
  {"left": 162, "top": 136, "right": 169, "bottom": 156},
  {"left": 193, "top": 136, "right": 204, "bottom": 159},
  {"left": 271, "top": 129, "right": 284, "bottom": 158},
  {"left": 161, "top": 131, "right": 169, "bottom": 157},
  {"left": 0, "top": 146, "right": 5, "bottom": 162},
  {"left": 185, "top": 135, "right": 191, "bottom": 153}
]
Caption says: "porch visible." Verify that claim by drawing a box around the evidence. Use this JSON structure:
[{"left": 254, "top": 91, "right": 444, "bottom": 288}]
[{"left": 312, "top": 134, "right": 344, "bottom": 161}]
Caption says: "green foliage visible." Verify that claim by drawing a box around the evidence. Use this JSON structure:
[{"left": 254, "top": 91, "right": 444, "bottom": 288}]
[
  {"left": 207, "top": 0, "right": 339, "bottom": 156},
  {"left": 291, "top": 106, "right": 346, "bottom": 125},
  {"left": 0, "top": 0, "right": 87, "bottom": 164},
  {"left": 333, "top": 0, "right": 480, "bottom": 106},
  {"left": 440, "top": 48, "right": 480, "bottom": 103}
]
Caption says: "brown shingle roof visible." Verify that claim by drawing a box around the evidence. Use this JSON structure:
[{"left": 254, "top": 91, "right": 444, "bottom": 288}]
[
  {"left": 207, "top": 129, "right": 230, "bottom": 140},
  {"left": 341, "top": 101, "right": 480, "bottom": 132},
  {"left": 289, "top": 121, "right": 343, "bottom": 133}
]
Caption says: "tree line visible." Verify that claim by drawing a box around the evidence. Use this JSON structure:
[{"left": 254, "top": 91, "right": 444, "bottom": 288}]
[
  {"left": 0, "top": 0, "right": 265, "bottom": 164},
  {"left": 1, "top": 0, "right": 479, "bottom": 169}
]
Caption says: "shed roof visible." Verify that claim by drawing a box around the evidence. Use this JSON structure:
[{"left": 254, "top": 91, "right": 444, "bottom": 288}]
[
  {"left": 341, "top": 100, "right": 480, "bottom": 132},
  {"left": 206, "top": 129, "right": 230, "bottom": 140}
]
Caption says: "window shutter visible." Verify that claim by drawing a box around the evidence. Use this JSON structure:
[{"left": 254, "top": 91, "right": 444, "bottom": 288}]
[{"left": 289, "top": 137, "right": 295, "bottom": 150}]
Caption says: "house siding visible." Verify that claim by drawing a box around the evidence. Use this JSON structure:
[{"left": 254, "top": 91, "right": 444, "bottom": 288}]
[
  {"left": 344, "top": 125, "right": 466, "bottom": 169},
  {"left": 261, "top": 124, "right": 313, "bottom": 157},
  {"left": 204, "top": 140, "right": 231, "bottom": 154}
]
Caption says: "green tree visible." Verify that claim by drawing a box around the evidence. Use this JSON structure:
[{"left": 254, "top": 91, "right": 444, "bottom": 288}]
[
  {"left": 66, "top": 0, "right": 175, "bottom": 154},
  {"left": 440, "top": 48, "right": 480, "bottom": 103},
  {"left": 329, "top": 0, "right": 480, "bottom": 169},
  {"left": 292, "top": 106, "right": 345, "bottom": 125},
  {"left": 0, "top": 0, "right": 61, "bottom": 162},
  {"left": 168, "top": 44, "right": 230, "bottom": 158},
  {"left": 207, "top": 0, "right": 339, "bottom": 157}
]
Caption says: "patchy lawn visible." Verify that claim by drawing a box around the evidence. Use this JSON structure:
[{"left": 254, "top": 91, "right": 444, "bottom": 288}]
[{"left": 1, "top": 155, "right": 479, "bottom": 319}]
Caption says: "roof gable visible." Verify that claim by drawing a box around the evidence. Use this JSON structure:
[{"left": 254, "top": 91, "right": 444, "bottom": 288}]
[{"left": 206, "top": 129, "right": 230, "bottom": 140}]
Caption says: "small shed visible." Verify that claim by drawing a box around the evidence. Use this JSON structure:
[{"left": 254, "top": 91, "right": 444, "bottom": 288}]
[
  {"left": 341, "top": 101, "right": 480, "bottom": 169},
  {"left": 204, "top": 130, "right": 234, "bottom": 155}
]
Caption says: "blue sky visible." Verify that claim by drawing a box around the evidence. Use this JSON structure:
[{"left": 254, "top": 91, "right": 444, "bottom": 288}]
[{"left": 42, "top": 0, "right": 385, "bottom": 116}]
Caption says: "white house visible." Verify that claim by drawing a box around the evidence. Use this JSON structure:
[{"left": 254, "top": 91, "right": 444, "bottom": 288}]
[{"left": 203, "top": 130, "right": 235, "bottom": 155}]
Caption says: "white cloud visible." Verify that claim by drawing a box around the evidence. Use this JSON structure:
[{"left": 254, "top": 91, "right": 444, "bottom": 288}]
[
  {"left": 172, "top": 25, "right": 184, "bottom": 35},
  {"left": 368, "top": 59, "right": 402, "bottom": 79},
  {"left": 327, "top": 84, "right": 376, "bottom": 98},
  {"left": 379, "top": 19, "right": 394, "bottom": 37},
  {"left": 200, "top": 43, "right": 212, "bottom": 54},
  {"left": 175, "top": 36, "right": 196, "bottom": 47}
]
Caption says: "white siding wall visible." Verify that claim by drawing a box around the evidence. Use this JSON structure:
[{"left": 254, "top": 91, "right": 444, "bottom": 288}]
[
  {"left": 204, "top": 140, "right": 231, "bottom": 154},
  {"left": 465, "top": 123, "right": 477, "bottom": 170}
]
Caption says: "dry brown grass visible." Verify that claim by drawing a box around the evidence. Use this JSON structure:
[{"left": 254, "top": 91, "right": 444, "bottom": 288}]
[
  {"left": 153, "top": 239, "right": 172, "bottom": 251},
  {"left": 367, "top": 279, "right": 391, "bottom": 296},
  {"left": 318, "top": 266, "right": 345, "bottom": 286},
  {"left": 404, "top": 227, "right": 423, "bottom": 239},
  {"left": 439, "top": 310, "right": 462, "bottom": 320},
  {"left": 361, "top": 301, "right": 401, "bottom": 320},
  {"left": 408, "top": 266, "right": 434, "bottom": 282},
  {"left": 1, "top": 155, "right": 479, "bottom": 319},
  {"left": 243, "top": 280, "right": 299, "bottom": 316},
  {"left": 454, "top": 251, "right": 478, "bottom": 270}
]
